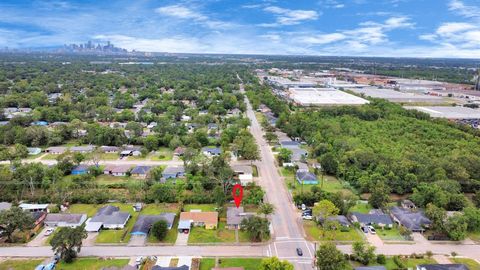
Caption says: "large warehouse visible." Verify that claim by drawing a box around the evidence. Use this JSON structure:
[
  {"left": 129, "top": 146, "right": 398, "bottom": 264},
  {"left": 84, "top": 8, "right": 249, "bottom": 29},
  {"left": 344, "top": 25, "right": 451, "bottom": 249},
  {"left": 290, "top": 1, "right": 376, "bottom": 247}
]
[
  {"left": 350, "top": 87, "right": 445, "bottom": 104},
  {"left": 403, "top": 106, "right": 480, "bottom": 119},
  {"left": 289, "top": 88, "right": 369, "bottom": 106}
]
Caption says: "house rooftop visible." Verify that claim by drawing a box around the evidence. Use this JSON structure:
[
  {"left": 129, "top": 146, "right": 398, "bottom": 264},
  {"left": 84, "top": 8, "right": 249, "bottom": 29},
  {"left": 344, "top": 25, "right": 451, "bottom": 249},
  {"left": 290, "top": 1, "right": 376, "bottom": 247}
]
[
  {"left": 391, "top": 206, "right": 431, "bottom": 231},
  {"left": 226, "top": 207, "right": 255, "bottom": 226},
  {"left": 351, "top": 212, "right": 393, "bottom": 225},
  {"left": 417, "top": 264, "right": 469, "bottom": 270},
  {"left": 180, "top": 211, "right": 218, "bottom": 225},
  {"left": 90, "top": 205, "right": 130, "bottom": 226},
  {"left": 131, "top": 213, "right": 176, "bottom": 235},
  {"left": 131, "top": 166, "right": 152, "bottom": 175},
  {"left": 45, "top": 214, "right": 86, "bottom": 225}
]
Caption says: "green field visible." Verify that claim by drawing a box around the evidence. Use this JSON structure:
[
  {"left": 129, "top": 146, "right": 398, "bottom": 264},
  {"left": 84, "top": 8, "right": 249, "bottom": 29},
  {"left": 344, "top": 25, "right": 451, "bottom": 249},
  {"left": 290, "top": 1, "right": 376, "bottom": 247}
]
[
  {"left": 304, "top": 221, "right": 363, "bottom": 242},
  {"left": 150, "top": 147, "right": 173, "bottom": 161},
  {"left": 95, "top": 174, "right": 133, "bottom": 185},
  {"left": 56, "top": 258, "right": 129, "bottom": 270},
  {"left": 349, "top": 202, "right": 373, "bottom": 214},
  {"left": 66, "top": 204, "right": 102, "bottom": 217},
  {"left": 0, "top": 259, "right": 44, "bottom": 270},
  {"left": 452, "top": 258, "right": 480, "bottom": 270},
  {"left": 188, "top": 222, "right": 236, "bottom": 243},
  {"left": 99, "top": 153, "right": 119, "bottom": 160},
  {"left": 183, "top": 204, "right": 217, "bottom": 212},
  {"left": 200, "top": 258, "right": 263, "bottom": 270}
]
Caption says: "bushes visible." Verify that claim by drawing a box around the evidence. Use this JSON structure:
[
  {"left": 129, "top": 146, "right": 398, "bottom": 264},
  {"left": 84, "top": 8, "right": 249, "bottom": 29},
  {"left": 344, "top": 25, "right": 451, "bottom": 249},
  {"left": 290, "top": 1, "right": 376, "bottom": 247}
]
[{"left": 376, "top": 254, "right": 386, "bottom": 264}]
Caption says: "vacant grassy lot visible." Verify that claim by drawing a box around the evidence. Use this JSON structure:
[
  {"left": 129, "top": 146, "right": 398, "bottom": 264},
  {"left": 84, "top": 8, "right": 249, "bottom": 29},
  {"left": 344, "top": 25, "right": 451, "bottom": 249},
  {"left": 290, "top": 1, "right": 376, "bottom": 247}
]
[
  {"left": 349, "top": 202, "right": 373, "bottom": 214},
  {"left": 188, "top": 222, "right": 236, "bottom": 244},
  {"left": 99, "top": 153, "right": 119, "bottom": 160},
  {"left": 150, "top": 147, "right": 173, "bottom": 161},
  {"left": 200, "top": 258, "right": 262, "bottom": 270},
  {"left": 95, "top": 174, "right": 133, "bottom": 185},
  {"left": 56, "top": 258, "right": 129, "bottom": 270},
  {"left": 183, "top": 204, "right": 217, "bottom": 212},
  {"left": 0, "top": 259, "right": 44, "bottom": 270},
  {"left": 67, "top": 204, "right": 102, "bottom": 217},
  {"left": 304, "top": 221, "right": 363, "bottom": 242},
  {"left": 452, "top": 258, "right": 480, "bottom": 270},
  {"left": 142, "top": 203, "right": 180, "bottom": 214}
]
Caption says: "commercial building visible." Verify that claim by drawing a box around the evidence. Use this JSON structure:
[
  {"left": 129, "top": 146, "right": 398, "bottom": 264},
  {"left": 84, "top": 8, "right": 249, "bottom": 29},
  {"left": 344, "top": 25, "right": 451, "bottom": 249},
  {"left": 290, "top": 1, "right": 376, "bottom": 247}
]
[{"left": 289, "top": 88, "right": 369, "bottom": 106}]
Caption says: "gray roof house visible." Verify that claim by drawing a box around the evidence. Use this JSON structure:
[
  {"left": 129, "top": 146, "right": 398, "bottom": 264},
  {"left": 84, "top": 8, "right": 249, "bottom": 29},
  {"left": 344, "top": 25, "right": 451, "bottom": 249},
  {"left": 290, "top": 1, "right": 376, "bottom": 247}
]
[
  {"left": 131, "top": 166, "right": 152, "bottom": 178},
  {"left": 291, "top": 148, "right": 308, "bottom": 161},
  {"left": 390, "top": 206, "right": 431, "bottom": 232},
  {"left": 416, "top": 264, "right": 469, "bottom": 270},
  {"left": 162, "top": 166, "right": 185, "bottom": 180},
  {"left": 100, "top": 146, "right": 120, "bottom": 153},
  {"left": 350, "top": 212, "right": 394, "bottom": 228},
  {"left": 279, "top": 141, "right": 301, "bottom": 149},
  {"left": 131, "top": 213, "right": 176, "bottom": 236},
  {"left": 85, "top": 205, "right": 131, "bottom": 232},
  {"left": 70, "top": 145, "right": 95, "bottom": 153},
  {"left": 296, "top": 170, "right": 318, "bottom": 185},
  {"left": 202, "top": 147, "right": 222, "bottom": 157},
  {"left": 226, "top": 207, "right": 255, "bottom": 230},
  {"left": 45, "top": 146, "right": 67, "bottom": 154},
  {"left": 44, "top": 214, "right": 87, "bottom": 228}
]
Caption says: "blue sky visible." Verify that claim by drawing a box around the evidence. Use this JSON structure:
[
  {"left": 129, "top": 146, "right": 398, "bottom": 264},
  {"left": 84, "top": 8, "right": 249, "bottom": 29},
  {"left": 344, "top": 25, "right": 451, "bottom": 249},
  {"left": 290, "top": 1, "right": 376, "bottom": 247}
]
[{"left": 1, "top": 0, "right": 480, "bottom": 57}]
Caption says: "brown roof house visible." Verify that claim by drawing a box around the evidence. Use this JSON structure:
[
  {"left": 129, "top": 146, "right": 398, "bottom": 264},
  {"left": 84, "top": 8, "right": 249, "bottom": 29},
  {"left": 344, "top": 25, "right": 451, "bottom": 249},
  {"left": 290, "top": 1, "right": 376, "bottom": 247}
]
[{"left": 178, "top": 211, "right": 218, "bottom": 232}]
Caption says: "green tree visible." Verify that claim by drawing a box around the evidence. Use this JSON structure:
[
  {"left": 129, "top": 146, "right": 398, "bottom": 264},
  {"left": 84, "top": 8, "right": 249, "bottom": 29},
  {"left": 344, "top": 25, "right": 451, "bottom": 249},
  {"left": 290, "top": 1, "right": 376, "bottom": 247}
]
[
  {"left": 143, "top": 135, "right": 159, "bottom": 152},
  {"left": 313, "top": 199, "right": 339, "bottom": 220},
  {"left": 320, "top": 153, "right": 338, "bottom": 175},
  {"left": 0, "top": 207, "right": 34, "bottom": 242},
  {"left": 368, "top": 181, "right": 391, "bottom": 208},
  {"left": 425, "top": 203, "right": 447, "bottom": 232},
  {"left": 352, "top": 241, "right": 376, "bottom": 265},
  {"left": 50, "top": 225, "right": 87, "bottom": 263},
  {"left": 259, "top": 257, "right": 294, "bottom": 270},
  {"left": 445, "top": 214, "right": 468, "bottom": 241},
  {"left": 240, "top": 216, "right": 270, "bottom": 242},
  {"left": 258, "top": 203, "right": 275, "bottom": 218},
  {"left": 151, "top": 220, "right": 169, "bottom": 241},
  {"left": 213, "top": 185, "right": 226, "bottom": 207},
  {"left": 316, "top": 242, "right": 346, "bottom": 270},
  {"left": 277, "top": 148, "right": 292, "bottom": 165},
  {"left": 463, "top": 206, "right": 480, "bottom": 232}
]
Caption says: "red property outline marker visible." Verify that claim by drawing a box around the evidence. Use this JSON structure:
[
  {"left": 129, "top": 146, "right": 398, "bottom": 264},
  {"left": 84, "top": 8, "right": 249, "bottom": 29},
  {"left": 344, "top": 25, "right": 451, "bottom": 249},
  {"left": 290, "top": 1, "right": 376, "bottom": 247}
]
[{"left": 232, "top": 183, "right": 243, "bottom": 208}]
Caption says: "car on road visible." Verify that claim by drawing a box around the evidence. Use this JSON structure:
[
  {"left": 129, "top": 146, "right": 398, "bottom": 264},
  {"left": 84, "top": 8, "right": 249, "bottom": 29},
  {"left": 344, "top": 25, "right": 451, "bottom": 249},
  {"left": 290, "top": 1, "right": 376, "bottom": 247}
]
[
  {"left": 302, "top": 209, "right": 312, "bottom": 215},
  {"left": 368, "top": 226, "right": 376, "bottom": 234},
  {"left": 296, "top": 248, "right": 303, "bottom": 256},
  {"left": 302, "top": 215, "right": 313, "bottom": 220},
  {"left": 44, "top": 228, "right": 55, "bottom": 236}
]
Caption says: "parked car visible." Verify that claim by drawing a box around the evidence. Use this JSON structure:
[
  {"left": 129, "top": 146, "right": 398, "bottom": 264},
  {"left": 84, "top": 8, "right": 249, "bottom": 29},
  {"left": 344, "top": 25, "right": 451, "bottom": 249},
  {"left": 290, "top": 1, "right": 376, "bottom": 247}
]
[
  {"left": 361, "top": 226, "right": 369, "bottom": 233},
  {"left": 35, "top": 265, "right": 45, "bottom": 270},
  {"left": 368, "top": 226, "right": 376, "bottom": 234},
  {"left": 44, "top": 228, "right": 55, "bottom": 236},
  {"left": 301, "top": 204, "right": 306, "bottom": 211},
  {"left": 302, "top": 215, "right": 313, "bottom": 220},
  {"left": 296, "top": 248, "right": 303, "bottom": 256}
]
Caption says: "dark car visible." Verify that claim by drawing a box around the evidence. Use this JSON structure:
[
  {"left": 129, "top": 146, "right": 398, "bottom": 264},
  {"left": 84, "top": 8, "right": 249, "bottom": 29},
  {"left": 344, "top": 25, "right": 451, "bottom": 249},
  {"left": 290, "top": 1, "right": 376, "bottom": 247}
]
[
  {"left": 361, "top": 226, "right": 369, "bottom": 233},
  {"left": 296, "top": 248, "right": 303, "bottom": 256}
]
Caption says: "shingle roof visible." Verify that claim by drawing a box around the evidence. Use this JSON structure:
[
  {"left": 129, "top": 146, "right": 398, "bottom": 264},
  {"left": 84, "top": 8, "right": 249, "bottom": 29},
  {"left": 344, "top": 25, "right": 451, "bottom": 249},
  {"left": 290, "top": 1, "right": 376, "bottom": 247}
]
[
  {"left": 279, "top": 141, "right": 300, "bottom": 148},
  {"left": 90, "top": 205, "right": 130, "bottom": 226},
  {"left": 351, "top": 212, "right": 393, "bottom": 225},
  {"left": 180, "top": 212, "right": 218, "bottom": 226},
  {"left": 296, "top": 171, "right": 317, "bottom": 182},
  {"left": 131, "top": 213, "right": 176, "bottom": 234},
  {"left": 45, "top": 214, "right": 86, "bottom": 225},
  {"left": 162, "top": 166, "right": 185, "bottom": 175},
  {"left": 202, "top": 147, "right": 222, "bottom": 155},
  {"left": 226, "top": 207, "right": 255, "bottom": 226},
  {"left": 390, "top": 206, "right": 431, "bottom": 231},
  {"left": 131, "top": 166, "right": 152, "bottom": 175}
]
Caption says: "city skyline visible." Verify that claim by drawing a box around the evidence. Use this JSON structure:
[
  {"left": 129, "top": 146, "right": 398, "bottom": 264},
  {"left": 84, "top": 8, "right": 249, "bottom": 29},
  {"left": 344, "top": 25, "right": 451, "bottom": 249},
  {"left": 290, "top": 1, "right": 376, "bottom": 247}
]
[{"left": 0, "top": 0, "right": 480, "bottom": 58}]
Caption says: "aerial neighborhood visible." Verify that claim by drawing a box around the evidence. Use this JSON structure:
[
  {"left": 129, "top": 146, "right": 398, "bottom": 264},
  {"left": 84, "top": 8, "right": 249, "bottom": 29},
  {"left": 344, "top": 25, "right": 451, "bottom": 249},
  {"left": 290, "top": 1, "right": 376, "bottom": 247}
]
[{"left": 0, "top": 48, "right": 480, "bottom": 270}]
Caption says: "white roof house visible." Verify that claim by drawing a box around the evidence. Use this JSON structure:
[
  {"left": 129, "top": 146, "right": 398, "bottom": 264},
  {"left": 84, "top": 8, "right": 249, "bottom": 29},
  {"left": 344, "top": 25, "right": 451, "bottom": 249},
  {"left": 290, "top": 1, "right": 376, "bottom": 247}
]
[{"left": 19, "top": 203, "right": 49, "bottom": 212}]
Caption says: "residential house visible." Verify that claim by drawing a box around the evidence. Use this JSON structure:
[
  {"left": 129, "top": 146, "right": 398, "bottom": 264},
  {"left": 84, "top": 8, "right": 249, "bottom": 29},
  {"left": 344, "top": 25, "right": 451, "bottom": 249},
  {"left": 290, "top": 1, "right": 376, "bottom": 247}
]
[
  {"left": 178, "top": 211, "right": 218, "bottom": 232},
  {"left": 173, "top": 147, "right": 185, "bottom": 156},
  {"left": 279, "top": 141, "right": 301, "bottom": 149},
  {"left": 162, "top": 166, "right": 185, "bottom": 180},
  {"left": 416, "top": 264, "right": 469, "bottom": 270},
  {"left": 31, "top": 211, "right": 47, "bottom": 233},
  {"left": 85, "top": 205, "right": 131, "bottom": 232},
  {"left": 27, "top": 147, "right": 42, "bottom": 155},
  {"left": 181, "top": 115, "right": 191, "bottom": 121},
  {"left": 318, "top": 215, "right": 351, "bottom": 228},
  {"left": 226, "top": 207, "right": 255, "bottom": 230},
  {"left": 390, "top": 206, "right": 431, "bottom": 232},
  {"left": 231, "top": 165, "right": 254, "bottom": 186},
  {"left": 291, "top": 148, "right": 308, "bottom": 162},
  {"left": 202, "top": 147, "right": 222, "bottom": 157},
  {"left": 227, "top": 108, "right": 241, "bottom": 117},
  {"left": 103, "top": 164, "right": 133, "bottom": 177},
  {"left": 19, "top": 203, "right": 49, "bottom": 212},
  {"left": 401, "top": 200, "right": 417, "bottom": 210},
  {"left": 186, "top": 123, "right": 199, "bottom": 133},
  {"left": 45, "top": 146, "right": 67, "bottom": 154},
  {"left": 207, "top": 123, "right": 218, "bottom": 131},
  {"left": 296, "top": 162, "right": 309, "bottom": 172},
  {"left": 100, "top": 146, "right": 120, "bottom": 153},
  {"left": 130, "top": 213, "right": 176, "bottom": 236},
  {"left": 131, "top": 166, "right": 152, "bottom": 179},
  {"left": 44, "top": 214, "right": 87, "bottom": 228},
  {"left": 71, "top": 164, "right": 89, "bottom": 175},
  {"left": 70, "top": 145, "right": 95, "bottom": 153},
  {"left": 147, "top": 122, "right": 157, "bottom": 129},
  {"left": 296, "top": 170, "right": 318, "bottom": 185},
  {"left": 350, "top": 212, "right": 394, "bottom": 228}
]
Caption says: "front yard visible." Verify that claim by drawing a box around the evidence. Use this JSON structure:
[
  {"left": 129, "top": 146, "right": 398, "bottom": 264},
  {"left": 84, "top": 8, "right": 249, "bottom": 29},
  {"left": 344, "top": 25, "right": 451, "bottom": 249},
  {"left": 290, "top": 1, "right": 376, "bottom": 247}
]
[
  {"left": 56, "top": 258, "right": 129, "bottom": 270},
  {"left": 0, "top": 259, "right": 44, "bottom": 270},
  {"left": 452, "top": 258, "right": 480, "bottom": 270},
  {"left": 304, "top": 220, "right": 363, "bottom": 242},
  {"left": 188, "top": 222, "right": 236, "bottom": 244},
  {"left": 376, "top": 226, "right": 406, "bottom": 241},
  {"left": 200, "top": 258, "right": 263, "bottom": 270}
]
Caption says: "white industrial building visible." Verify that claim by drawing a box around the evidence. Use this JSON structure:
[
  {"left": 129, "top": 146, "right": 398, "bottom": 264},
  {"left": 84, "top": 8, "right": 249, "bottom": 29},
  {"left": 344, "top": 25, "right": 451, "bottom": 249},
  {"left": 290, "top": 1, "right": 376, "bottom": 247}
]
[{"left": 289, "top": 88, "right": 369, "bottom": 106}]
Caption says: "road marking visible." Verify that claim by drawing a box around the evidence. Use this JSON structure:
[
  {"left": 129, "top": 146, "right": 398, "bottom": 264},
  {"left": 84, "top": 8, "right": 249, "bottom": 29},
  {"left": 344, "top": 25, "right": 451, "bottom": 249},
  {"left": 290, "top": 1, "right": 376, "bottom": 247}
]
[
  {"left": 268, "top": 244, "right": 272, "bottom": 257},
  {"left": 273, "top": 242, "right": 279, "bottom": 257}
]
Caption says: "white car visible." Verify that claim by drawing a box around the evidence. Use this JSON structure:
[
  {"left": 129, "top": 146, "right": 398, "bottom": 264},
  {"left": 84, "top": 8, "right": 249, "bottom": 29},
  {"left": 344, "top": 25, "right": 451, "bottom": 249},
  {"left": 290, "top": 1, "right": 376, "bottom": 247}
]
[
  {"left": 368, "top": 226, "right": 376, "bottom": 234},
  {"left": 44, "top": 228, "right": 55, "bottom": 236},
  {"left": 302, "top": 215, "right": 313, "bottom": 220}
]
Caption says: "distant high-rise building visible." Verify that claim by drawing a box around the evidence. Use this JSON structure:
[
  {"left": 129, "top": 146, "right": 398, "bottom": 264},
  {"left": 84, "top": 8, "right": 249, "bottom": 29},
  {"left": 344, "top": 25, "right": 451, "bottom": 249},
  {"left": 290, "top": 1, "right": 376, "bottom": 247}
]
[{"left": 475, "top": 69, "right": 480, "bottom": 91}]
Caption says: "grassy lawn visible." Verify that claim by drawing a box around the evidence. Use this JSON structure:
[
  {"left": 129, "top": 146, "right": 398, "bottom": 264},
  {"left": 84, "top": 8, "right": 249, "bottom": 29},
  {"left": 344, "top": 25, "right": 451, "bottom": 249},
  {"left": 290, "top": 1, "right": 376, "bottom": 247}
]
[
  {"left": 304, "top": 221, "right": 363, "bottom": 242},
  {"left": 56, "top": 258, "right": 129, "bottom": 270},
  {"left": 468, "top": 231, "right": 480, "bottom": 243},
  {"left": 199, "top": 258, "right": 216, "bottom": 270},
  {"left": 0, "top": 259, "right": 44, "bottom": 270},
  {"left": 42, "top": 153, "right": 60, "bottom": 160},
  {"left": 150, "top": 147, "right": 173, "bottom": 161},
  {"left": 252, "top": 165, "right": 259, "bottom": 177},
  {"left": 376, "top": 227, "right": 405, "bottom": 241},
  {"left": 452, "top": 258, "right": 480, "bottom": 270},
  {"left": 67, "top": 204, "right": 102, "bottom": 217},
  {"left": 200, "top": 258, "right": 262, "bottom": 270},
  {"left": 96, "top": 203, "right": 139, "bottom": 244},
  {"left": 383, "top": 258, "right": 436, "bottom": 269},
  {"left": 99, "top": 153, "right": 119, "bottom": 160},
  {"left": 25, "top": 153, "right": 43, "bottom": 159},
  {"left": 188, "top": 222, "right": 236, "bottom": 243},
  {"left": 349, "top": 202, "right": 373, "bottom": 214},
  {"left": 183, "top": 204, "right": 217, "bottom": 212},
  {"left": 142, "top": 203, "right": 180, "bottom": 214},
  {"left": 95, "top": 174, "right": 134, "bottom": 185},
  {"left": 127, "top": 155, "right": 148, "bottom": 160}
]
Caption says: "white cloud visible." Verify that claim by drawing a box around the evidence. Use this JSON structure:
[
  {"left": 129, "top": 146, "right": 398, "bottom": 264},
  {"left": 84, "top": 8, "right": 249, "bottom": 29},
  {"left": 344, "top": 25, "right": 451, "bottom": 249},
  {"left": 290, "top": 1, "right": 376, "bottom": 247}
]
[
  {"left": 420, "top": 21, "right": 480, "bottom": 50},
  {"left": 154, "top": 4, "right": 231, "bottom": 29},
  {"left": 263, "top": 6, "right": 319, "bottom": 26},
  {"left": 449, "top": 0, "right": 480, "bottom": 18},
  {"left": 299, "top": 33, "right": 347, "bottom": 44},
  {"left": 437, "top": 22, "right": 476, "bottom": 35}
]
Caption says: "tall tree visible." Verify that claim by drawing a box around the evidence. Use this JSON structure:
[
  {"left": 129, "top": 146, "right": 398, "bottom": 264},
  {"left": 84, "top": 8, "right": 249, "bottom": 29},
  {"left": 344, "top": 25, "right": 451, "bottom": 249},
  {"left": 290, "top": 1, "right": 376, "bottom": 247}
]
[
  {"left": 316, "top": 242, "right": 346, "bottom": 270},
  {"left": 0, "top": 207, "right": 34, "bottom": 242},
  {"left": 258, "top": 203, "right": 275, "bottom": 218},
  {"left": 259, "top": 257, "right": 294, "bottom": 270},
  {"left": 50, "top": 225, "right": 87, "bottom": 263},
  {"left": 240, "top": 216, "right": 270, "bottom": 242}
]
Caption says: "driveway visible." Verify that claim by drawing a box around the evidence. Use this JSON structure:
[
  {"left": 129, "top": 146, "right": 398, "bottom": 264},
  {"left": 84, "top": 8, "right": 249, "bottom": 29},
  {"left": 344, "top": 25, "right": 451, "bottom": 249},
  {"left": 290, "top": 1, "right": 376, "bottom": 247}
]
[
  {"left": 365, "top": 233, "right": 384, "bottom": 247},
  {"left": 27, "top": 227, "right": 49, "bottom": 247},
  {"left": 128, "top": 235, "right": 146, "bottom": 246},
  {"left": 155, "top": 256, "right": 173, "bottom": 267},
  {"left": 177, "top": 256, "right": 194, "bottom": 268},
  {"left": 175, "top": 232, "right": 189, "bottom": 246},
  {"left": 82, "top": 232, "right": 98, "bottom": 247}
]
